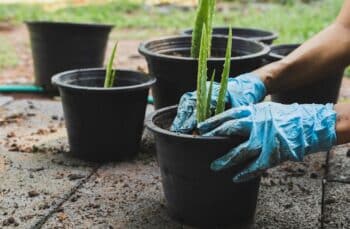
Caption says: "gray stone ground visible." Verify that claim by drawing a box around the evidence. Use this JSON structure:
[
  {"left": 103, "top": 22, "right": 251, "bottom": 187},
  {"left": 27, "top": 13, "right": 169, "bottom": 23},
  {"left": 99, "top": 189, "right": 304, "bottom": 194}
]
[{"left": 0, "top": 99, "right": 349, "bottom": 229}]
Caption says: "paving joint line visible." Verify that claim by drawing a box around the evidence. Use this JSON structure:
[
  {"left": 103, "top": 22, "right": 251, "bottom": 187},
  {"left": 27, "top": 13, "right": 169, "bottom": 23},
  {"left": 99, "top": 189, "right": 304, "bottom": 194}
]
[
  {"left": 30, "top": 164, "right": 101, "bottom": 229},
  {"left": 320, "top": 150, "right": 331, "bottom": 229}
]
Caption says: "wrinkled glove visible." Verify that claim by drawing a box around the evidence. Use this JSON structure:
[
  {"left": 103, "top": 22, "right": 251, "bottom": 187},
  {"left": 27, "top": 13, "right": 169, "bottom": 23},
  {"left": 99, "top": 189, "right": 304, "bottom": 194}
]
[
  {"left": 198, "top": 102, "right": 337, "bottom": 183},
  {"left": 171, "top": 73, "right": 266, "bottom": 133}
]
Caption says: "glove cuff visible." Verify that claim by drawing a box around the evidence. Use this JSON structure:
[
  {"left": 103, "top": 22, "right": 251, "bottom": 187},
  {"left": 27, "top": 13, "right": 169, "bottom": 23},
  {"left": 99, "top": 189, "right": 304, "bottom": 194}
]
[
  {"left": 307, "top": 103, "right": 337, "bottom": 154},
  {"left": 227, "top": 73, "right": 267, "bottom": 107}
]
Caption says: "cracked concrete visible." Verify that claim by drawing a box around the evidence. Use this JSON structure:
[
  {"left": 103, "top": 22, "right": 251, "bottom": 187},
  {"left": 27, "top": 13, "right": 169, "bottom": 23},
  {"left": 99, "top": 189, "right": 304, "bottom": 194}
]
[{"left": 0, "top": 99, "right": 349, "bottom": 228}]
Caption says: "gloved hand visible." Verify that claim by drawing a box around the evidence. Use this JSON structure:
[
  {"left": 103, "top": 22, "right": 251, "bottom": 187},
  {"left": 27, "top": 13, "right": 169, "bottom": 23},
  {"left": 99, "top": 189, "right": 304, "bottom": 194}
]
[
  {"left": 171, "top": 73, "right": 266, "bottom": 133},
  {"left": 198, "top": 102, "right": 337, "bottom": 183}
]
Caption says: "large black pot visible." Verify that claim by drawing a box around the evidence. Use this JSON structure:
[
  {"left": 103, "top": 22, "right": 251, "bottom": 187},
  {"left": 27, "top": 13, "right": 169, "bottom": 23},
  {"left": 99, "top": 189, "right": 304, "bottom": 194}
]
[
  {"left": 266, "top": 44, "right": 343, "bottom": 104},
  {"left": 26, "top": 21, "right": 113, "bottom": 92},
  {"left": 52, "top": 68, "right": 155, "bottom": 162},
  {"left": 182, "top": 27, "right": 278, "bottom": 45},
  {"left": 146, "top": 105, "right": 260, "bottom": 228},
  {"left": 139, "top": 35, "right": 270, "bottom": 109}
]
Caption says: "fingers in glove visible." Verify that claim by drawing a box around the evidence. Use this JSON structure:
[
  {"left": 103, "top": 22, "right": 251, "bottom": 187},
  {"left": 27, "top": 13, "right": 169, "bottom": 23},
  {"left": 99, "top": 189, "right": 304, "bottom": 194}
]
[
  {"left": 200, "top": 118, "right": 251, "bottom": 137},
  {"left": 210, "top": 141, "right": 259, "bottom": 171},
  {"left": 171, "top": 99, "right": 196, "bottom": 133},
  {"left": 232, "top": 157, "right": 269, "bottom": 183},
  {"left": 198, "top": 106, "right": 252, "bottom": 134}
]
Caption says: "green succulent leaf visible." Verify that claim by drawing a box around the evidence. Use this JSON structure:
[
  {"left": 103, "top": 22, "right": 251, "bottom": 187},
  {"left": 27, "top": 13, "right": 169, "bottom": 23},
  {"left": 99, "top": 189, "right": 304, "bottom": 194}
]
[
  {"left": 215, "top": 26, "right": 232, "bottom": 115},
  {"left": 196, "top": 25, "right": 209, "bottom": 123},
  {"left": 191, "top": 0, "right": 215, "bottom": 58},
  {"left": 104, "top": 42, "right": 118, "bottom": 88}
]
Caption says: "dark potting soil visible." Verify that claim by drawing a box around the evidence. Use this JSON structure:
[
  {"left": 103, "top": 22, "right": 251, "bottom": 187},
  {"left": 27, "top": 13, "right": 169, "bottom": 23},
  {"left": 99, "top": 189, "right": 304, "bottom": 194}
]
[{"left": 67, "top": 77, "right": 138, "bottom": 88}]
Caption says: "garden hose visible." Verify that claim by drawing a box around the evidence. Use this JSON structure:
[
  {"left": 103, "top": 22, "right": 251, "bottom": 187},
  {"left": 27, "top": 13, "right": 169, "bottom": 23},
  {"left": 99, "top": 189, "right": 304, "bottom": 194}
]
[
  {"left": 0, "top": 84, "right": 155, "bottom": 104},
  {"left": 0, "top": 85, "right": 44, "bottom": 93}
]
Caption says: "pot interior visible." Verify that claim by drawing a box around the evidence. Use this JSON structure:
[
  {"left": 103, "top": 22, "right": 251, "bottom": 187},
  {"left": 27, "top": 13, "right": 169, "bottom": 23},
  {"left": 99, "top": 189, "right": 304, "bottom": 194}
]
[
  {"left": 270, "top": 44, "right": 300, "bottom": 58},
  {"left": 143, "top": 36, "right": 267, "bottom": 59},
  {"left": 53, "top": 69, "right": 154, "bottom": 89}
]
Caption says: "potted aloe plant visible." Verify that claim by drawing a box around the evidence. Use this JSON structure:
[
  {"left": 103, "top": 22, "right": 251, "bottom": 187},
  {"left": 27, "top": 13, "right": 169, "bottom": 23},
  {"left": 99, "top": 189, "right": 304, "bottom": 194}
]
[
  {"left": 26, "top": 21, "right": 113, "bottom": 92},
  {"left": 146, "top": 28, "right": 260, "bottom": 228},
  {"left": 265, "top": 44, "right": 343, "bottom": 104},
  {"left": 52, "top": 43, "right": 156, "bottom": 162},
  {"left": 182, "top": 27, "right": 278, "bottom": 45},
  {"left": 139, "top": 0, "right": 269, "bottom": 109}
]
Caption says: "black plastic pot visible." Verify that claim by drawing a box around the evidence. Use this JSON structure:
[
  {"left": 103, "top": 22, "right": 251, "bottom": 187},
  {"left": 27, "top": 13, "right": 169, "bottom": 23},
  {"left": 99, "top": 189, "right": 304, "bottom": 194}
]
[
  {"left": 146, "top": 105, "right": 260, "bottom": 228},
  {"left": 26, "top": 21, "right": 113, "bottom": 92},
  {"left": 139, "top": 35, "right": 270, "bottom": 109},
  {"left": 52, "top": 68, "right": 155, "bottom": 162},
  {"left": 182, "top": 27, "right": 278, "bottom": 45},
  {"left": 266, "top": 44, "right": 343, "bottom": 104}
]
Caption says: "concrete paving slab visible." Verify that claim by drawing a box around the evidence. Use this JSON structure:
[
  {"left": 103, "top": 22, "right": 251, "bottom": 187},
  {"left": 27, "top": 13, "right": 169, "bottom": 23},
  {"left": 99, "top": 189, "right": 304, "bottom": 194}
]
[
  {"left": 43, "top": 149, "right": 327, "bottom": 229},
  {"left": 0, "top": 96, "right": 13, "bottom": 106},
  {"left": 0, "top": 148, "right": 96, "bottom": 228},
  {"left": 255, "top": 152, "right": 326, "bottom": 229},
  {"left": 42, "top": 153, "right": 182, "bottom": 229},
  {"left": 0, "top": 99, "right": 65, "bottom": 153},
  {"left": 327, "top": 144, "right": 350, "bottom": 182},
  {"left": 323, "top": 181, "right": 350, "bottom": 229}
]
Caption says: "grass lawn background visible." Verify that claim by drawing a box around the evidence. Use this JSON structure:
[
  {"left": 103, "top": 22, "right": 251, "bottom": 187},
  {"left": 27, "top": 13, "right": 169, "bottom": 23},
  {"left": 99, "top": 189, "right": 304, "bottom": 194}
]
[{"left": 0, "top": 0, "right": 346, "bottom": 72}]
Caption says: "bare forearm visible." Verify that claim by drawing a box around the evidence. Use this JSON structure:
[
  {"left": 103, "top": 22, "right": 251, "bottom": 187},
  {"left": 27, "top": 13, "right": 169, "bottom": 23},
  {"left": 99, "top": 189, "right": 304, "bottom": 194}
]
[{"left": 254, "top": 1, "right": 350, "bottom": 94}]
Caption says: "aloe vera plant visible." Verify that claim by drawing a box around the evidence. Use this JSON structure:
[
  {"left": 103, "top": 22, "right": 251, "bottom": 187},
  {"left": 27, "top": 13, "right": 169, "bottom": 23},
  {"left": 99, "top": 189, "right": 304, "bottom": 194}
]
[
  {"left": 191, "top": 0, "right": 215, "bottom": 58},
  {"left": 104, "top": 42, "right": 118, "bottom": 88},
  {"left": 215, "top": 27, "right": 232, "bottom": 115},
  {"left": 196, "top": 26, "right": 209, "bottom": 123},
  {"left": 196, "top": 25, "right": 232, "bottom": 123}
]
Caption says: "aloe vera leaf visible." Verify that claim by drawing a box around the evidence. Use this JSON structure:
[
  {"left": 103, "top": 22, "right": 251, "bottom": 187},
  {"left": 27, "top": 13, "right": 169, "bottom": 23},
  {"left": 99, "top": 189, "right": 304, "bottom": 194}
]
[
  {"left": 196, "top": 25, "right": 209, "bottom": 123},
  {"left": 191, "top": 0, "right": 210, "bottom": 58},
  {"left": 104, "top": 42, "right": 118, "bottom": 88},
  {"left": 215, "top": 26, "right": 232, "bottom": 115},
  {"left": 206, "top": 69, "right": 215, "bottom": 119},
  {"left": 206, "top": 0, "right": 215, "bottom": 57}
]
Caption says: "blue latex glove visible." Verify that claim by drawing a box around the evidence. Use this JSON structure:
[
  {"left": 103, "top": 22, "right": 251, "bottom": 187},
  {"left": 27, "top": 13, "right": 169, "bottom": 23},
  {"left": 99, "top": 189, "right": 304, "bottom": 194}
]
[
  {"left": 198, "top": 102, "right": 337, "bottom": 183},
  {"left": 171, "top": 73, "right": 266, "bottom": 133}
]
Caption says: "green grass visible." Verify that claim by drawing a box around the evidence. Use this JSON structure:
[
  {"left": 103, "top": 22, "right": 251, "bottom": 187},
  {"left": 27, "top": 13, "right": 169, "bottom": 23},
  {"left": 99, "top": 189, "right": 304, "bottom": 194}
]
[
  {"left": 0, "top": 0, "right": 345, "bottom": 70},
  {"left": 0, "top": 0, "right": 344, "bottom": 42},
  {"left": 0, "top": 37, "right": 19, "bottom": 70}
]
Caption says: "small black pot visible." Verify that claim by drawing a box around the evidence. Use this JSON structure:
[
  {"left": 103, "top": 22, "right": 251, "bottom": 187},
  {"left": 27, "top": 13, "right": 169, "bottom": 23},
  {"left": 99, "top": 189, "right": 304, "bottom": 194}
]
[
  {"left": 146, "top": 106, "right": 260, "bottom": 228},
  {"left": 26, "top": 21, "right": 113, "bottom": 92},
  {"left": 266, "top": 44, "right": 343, "bottom": 104},
  {"left": 52, "top": 68, "right": 155, "bottom": 162},
  {"left": 139, "top": 35, "right": 270, "bottom": 109},
  {"left": 182, "top": 27, "right": 278, "bottom": 45}
]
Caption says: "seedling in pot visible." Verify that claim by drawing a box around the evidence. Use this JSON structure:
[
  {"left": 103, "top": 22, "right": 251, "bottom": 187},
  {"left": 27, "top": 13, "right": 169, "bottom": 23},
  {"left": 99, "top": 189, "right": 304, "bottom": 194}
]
[
  {"left": 191, "top": 0, "right": 215, "bottom": 58},
  {"left": 196, "top": 25, "right": 232, "bottom": 123},
  {"left": 104, "top": 42, "right": 118, "bottom": 88}
]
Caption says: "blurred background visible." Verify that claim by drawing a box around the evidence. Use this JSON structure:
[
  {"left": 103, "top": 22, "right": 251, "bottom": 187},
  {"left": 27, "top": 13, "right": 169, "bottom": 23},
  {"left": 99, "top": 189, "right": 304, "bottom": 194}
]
[{"left": 0, "top": 0, "right": 347, "bottom": 87}]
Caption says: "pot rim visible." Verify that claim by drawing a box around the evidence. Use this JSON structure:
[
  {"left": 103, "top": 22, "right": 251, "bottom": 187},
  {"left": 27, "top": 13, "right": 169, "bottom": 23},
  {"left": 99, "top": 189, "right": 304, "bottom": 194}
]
[
  {"left": 52, "top": 68, "right": 156, "bottom": 92},
  {"left": 182, "top": 26, "right": 278, "bottom": 41},
  {"left": 25, "top": 20, "right": 114, "bottom": 29},
  {"left": 145, "top": 105, "right": 232, "bottom": 142},
  {"left": 138, "top": 35, "right": 270, "bottom": 62},
  {"left": 269, "top": 43, "right": 300, "bottom": 59}
]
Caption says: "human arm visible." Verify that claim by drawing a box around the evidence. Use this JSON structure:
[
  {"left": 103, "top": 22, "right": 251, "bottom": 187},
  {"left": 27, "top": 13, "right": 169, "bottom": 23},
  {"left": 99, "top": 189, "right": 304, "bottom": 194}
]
[{"left": 255, "top": 0, "right": 350, "bottom": 94}]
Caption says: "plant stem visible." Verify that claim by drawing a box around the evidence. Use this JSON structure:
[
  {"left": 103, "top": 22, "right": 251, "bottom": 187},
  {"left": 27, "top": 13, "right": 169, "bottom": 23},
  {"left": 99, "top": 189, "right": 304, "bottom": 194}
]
[
  {"left": 196, "top": 25, "right": 209, "bottom": 123},
  {"left": 215, "top": 26, "right": 232, "bottom": 115},
  {"left": 104, "top": 42, "right": 118, "bottom": 88}
]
